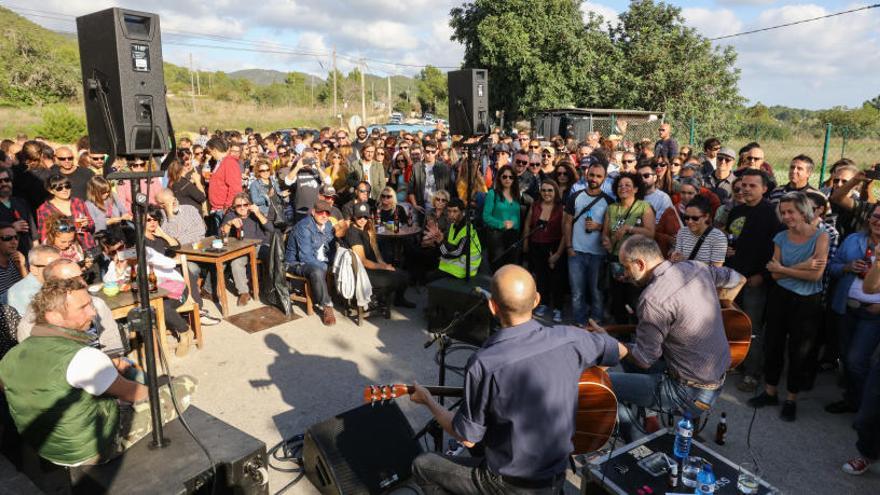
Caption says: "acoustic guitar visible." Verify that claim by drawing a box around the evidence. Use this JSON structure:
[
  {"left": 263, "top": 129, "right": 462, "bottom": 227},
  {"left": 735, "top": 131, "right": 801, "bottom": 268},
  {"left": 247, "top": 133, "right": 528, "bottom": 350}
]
[
  {"left": 363, "top": 366, "right": 619, "bottom": 455},
  {"left": 602, "top": 300, "right": 752, "bottom": 370}
]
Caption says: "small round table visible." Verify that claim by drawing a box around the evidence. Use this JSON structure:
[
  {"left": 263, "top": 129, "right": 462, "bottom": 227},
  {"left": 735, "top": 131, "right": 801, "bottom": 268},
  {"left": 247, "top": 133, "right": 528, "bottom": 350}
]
[{"left": 377, "top": 224, "right": 422, "bottom": 264}]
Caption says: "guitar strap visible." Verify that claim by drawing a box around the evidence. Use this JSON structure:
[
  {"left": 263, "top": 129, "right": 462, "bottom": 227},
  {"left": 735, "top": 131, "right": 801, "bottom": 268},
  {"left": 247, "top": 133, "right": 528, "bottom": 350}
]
[{"left": 688, "top": 226, "right": 714, "bottom": 261}]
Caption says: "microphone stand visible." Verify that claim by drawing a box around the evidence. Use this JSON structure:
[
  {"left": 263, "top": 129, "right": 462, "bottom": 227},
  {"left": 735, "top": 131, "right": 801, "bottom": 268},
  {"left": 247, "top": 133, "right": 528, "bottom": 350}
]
[
  {"left": 490, "top": 221, "right": 547, "bottom": 267},
  {"left": 421, "top": 295, "right": 488, "bottom": 451}
]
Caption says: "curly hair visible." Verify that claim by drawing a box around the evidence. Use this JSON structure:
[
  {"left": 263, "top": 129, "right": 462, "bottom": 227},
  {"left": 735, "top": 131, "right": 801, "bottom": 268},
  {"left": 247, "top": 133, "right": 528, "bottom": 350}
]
[{"left": 32, "top": 277, "right": 87, "bottom": 324}]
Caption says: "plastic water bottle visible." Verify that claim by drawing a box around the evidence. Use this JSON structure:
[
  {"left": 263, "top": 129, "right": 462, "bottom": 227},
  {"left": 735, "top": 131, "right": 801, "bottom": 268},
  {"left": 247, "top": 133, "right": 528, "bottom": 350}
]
[
  {"left": 695, "top": 462, "right": 716, "bottom": 494},
  {"left": 673, "top": 412, "right": 694, "bottom": 460}
]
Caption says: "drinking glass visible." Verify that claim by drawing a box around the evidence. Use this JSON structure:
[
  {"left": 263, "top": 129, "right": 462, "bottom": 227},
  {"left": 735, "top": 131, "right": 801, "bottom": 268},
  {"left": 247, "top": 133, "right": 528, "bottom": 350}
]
[
  {"left": 682, "top": 456, "right": 704, "bottom": 488},
  {"left": 737, "top": 462, "right": 760, "bottom": 494}
]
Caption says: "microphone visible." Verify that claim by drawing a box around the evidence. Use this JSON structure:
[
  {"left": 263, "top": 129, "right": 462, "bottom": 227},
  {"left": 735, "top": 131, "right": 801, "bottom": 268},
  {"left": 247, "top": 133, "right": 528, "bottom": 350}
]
[{"left": 473, "top": 287, "right": 492, "bottom": 301}]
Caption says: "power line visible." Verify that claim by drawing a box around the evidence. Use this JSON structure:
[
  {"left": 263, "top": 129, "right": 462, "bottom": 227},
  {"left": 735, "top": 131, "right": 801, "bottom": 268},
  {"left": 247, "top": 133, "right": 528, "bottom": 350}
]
[
  {"left": 710, "top": 3, "right": 880, "bottom": 41},
  {"left": 1, "top": 3, "right": 455, "bottom": 70}
]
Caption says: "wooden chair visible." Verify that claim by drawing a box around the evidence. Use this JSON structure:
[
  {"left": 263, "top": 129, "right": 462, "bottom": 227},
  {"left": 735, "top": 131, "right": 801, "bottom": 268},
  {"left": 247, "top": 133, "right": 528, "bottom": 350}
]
[
  {"left": 176, "top": 254, "right": 203, "bottom": 349},
  {"left": 285, "top": 272, "right": 314, "bottom": 315}
]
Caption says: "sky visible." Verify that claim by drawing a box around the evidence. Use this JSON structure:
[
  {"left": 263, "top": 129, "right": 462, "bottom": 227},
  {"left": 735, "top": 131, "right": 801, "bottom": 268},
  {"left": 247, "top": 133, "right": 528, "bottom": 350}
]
[{"left": 5, "top": 0, "right": 879, "bottom": 110}]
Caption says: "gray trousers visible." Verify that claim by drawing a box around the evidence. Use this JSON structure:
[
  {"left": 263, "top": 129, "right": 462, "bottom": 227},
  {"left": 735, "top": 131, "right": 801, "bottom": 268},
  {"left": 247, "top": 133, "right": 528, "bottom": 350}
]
[{"left": 230, "top": 256, "right": 250, "bottom": 295}]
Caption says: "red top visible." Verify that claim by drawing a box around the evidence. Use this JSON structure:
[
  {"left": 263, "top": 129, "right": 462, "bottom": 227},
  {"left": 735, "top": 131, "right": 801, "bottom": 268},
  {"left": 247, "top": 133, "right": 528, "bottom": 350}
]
[
  {"left": 208, "top": 155, "right": 243, "bottom": 210},
  {"left": 529, "top": 201, "right": 563, "bottom": 244}
]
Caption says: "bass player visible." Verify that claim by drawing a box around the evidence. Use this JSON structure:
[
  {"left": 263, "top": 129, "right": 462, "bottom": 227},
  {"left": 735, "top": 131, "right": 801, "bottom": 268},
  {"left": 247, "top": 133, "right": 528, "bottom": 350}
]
[
  {"left": 408, "top": 264, "right": 628, "bottom": 494},
  {"left": 589, "top": 235, "right": 746, "bottom": 440}
]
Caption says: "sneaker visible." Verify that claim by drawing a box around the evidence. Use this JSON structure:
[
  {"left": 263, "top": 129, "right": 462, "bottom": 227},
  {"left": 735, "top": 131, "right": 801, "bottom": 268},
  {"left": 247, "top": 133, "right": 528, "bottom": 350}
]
[
  {"left": 780, "top": 400, "right": 797, "bottom": 422},
  {"left": 825, "top": 400, "right": 858, "bottom": 414},
  {"left": 199, "top": 311, "right": 221, "bottom": 326},
  {"left": 746, "top": 391, "right": 779, "bottom": 408},
  {"left": 842, "top": 456, "right": 873, "bottom": 475},
  {"left": 321, "top": 306, "right": 336, "bottom": 326},
  {"left": 533, "top": 305, "right": 548, "bottom": 317},
  {"left": 552, "top": 309, "right": 563, "bottom": 324},
  {"left": 736, "top": 375, "right": 759, "bottom": 393}
]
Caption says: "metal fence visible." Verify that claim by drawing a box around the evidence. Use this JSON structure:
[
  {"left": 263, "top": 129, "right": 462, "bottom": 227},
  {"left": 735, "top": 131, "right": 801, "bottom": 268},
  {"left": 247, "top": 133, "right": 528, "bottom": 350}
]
[{"left": 672, "top": 120, "right": 880, "bottom": 187}]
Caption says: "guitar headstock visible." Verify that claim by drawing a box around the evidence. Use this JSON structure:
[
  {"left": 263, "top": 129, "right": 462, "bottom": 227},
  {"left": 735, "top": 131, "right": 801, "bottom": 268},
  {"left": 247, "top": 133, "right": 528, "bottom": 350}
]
[{"left": 363, "top": 384, "right": 409, "bottom": 404}]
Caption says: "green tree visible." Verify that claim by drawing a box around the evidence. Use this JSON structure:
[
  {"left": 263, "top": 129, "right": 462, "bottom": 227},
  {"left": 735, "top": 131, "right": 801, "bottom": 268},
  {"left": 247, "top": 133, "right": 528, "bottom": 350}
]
[
  {"left": 416, "top": 65, "right": 448, "bottom": 115},
  {"left": 450, "top": 0, "right": 613, "bottom": 120}
]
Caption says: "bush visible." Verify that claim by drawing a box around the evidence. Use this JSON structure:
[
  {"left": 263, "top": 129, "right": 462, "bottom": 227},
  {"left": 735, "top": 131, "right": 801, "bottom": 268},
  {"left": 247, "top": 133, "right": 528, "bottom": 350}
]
[{"left": 34, "top": 105, "right": 86, "bottom": 143}]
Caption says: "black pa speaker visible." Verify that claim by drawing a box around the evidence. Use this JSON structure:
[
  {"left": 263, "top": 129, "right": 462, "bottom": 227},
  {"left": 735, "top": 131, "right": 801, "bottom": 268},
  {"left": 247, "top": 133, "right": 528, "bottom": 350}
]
[
  {"left": 76, "top": 8, "right": 170, "bottom": 155},
  {"left": 302, "top": 402, "right": 422, "bottom": 494},
  {"left": 425, "top": 274, "right": 495, "bottom": 347},
  {"left": 447, "top": 69, "right": 489, "bottom": 136}
]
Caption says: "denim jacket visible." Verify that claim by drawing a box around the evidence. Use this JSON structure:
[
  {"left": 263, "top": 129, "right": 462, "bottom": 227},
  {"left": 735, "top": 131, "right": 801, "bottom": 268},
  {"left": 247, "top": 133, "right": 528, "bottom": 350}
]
[
  {"left": 249, "top": 176, "right": 281, "bottom": 216},
  {"left": 285, "top": 216, "right": 335, "bottom": 269},
  {"left": 830, "top": 231, "right": 869, "bottom": 314}
]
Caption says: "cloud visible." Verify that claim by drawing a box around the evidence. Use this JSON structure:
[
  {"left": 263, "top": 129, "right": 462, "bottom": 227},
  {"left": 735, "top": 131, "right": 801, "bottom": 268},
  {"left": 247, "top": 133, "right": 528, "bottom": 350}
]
[
  {"left": 580, "top": 1, "right": 619, "bottom": 26},
  {"left": 717, "top": 0, "right": 779, "bottom": 5},
  {"left": 682, "top": 7, "right": 743, "bottom": 39}
]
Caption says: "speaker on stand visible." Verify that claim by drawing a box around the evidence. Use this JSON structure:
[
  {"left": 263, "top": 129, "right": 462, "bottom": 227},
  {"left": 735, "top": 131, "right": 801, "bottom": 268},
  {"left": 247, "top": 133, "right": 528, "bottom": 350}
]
[{"left": 447, "top": 69, "right": 489, "bottom": 136}]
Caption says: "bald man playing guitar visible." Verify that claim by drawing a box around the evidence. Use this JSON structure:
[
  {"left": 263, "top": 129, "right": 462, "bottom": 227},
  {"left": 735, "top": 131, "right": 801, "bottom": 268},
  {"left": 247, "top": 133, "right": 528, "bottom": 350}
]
[
  {"left": 408, "top": 265, "right": 628, "bottom": 494},
  {"left": 589, "top": 235, "right": 747, "bottom": 440}
]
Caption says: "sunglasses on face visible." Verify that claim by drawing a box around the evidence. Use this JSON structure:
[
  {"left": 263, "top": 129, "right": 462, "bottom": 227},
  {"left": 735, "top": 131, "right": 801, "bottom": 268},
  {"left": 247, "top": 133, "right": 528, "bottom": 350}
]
[
  {"left": 357, "top": 189, "right": 370, "bottom": 194},
  {"left": 515, "top": 160, "right": 528, "bottom": 165},
  {"left": 234, "top": 203, "right": 250, "bottom": 208},
  {"left": 529, "top": 145, "right": 540, "bottom": 149},
  {"left": 540, "top": 188, "right": 555, "bottom": 193},
  {"left": 52, "top": 183, "right": 72, "bottom": 192},
  {"left": 541, "top": 153, "right": 552, "bottom": 158},
  {"left": 131, "top": 162, "right": 146, "bottom": 168},
  {"left": 381, "top": 194, "right": 393, "bottom": 199},
  {"left": 0, "top": 234, "right": 17, "bottom": 242},
  {"left": 434, "top": 198, "right": 448, "bottom": 203},
  {"left": 56, "top": 221, "right": 76, "bottom": 233},
  {"left": 529, "top": 162, "right": 541, "bottom": 167},
  {"left": 718, "top": 157, "right": 733, "bottom": 163},
  {"left": 259, "top": 168, "right": 271, "bottom": 173},
  {"left": 622, "top": 159, "right": 636, "bottom": 164},
  {"left": 56, "top": 156, "right": 74, "bottom": 162},
  {"left": 746, "top": 156, "right": 762, "bottom": 162},
  {"left": 89, "top": 155, "right": 104, "bottom": 161},
  {"left": 146, "top": 217, "right": 160, "bottom": 223},
  {"left": 500, "top": 175, "right": 514, "bottom": 180},
  {"left": 655, "top": 164, "right": 667, "bottom": 168},
  {"left": 194, "top": 151, "right": 204, "bottom": 156},
  {"left": 832, "top": 179, "right": 847, "bottom": 185},
  {"left": 683, "top": 215, "right": 705, "bottom": 222},
  {"left": 640, "top": 173, "right": 654, "bottom": 179}
]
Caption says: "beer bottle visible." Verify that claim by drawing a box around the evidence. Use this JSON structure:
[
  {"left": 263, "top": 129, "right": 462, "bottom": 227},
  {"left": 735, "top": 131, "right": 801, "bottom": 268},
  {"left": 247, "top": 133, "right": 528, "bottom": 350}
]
[
  {"left": 148, "top": 267, "right": 158, "bottom": 293},
  {"left": 393, "top": 208, "right": 400, "bottom": 233},
  {"left": 714, "top": 412, "right": 727, "bottom": 445}
]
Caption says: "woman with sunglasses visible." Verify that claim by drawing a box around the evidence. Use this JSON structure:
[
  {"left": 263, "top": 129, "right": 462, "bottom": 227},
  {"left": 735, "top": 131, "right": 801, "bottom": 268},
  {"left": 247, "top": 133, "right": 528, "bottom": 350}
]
[
  {"left": 655, "top": 176, "right": 701, "bottom": 255},
  {"left": 389, "top": 152, "right": 413, "bottom": 204},
  {"left": 601, "top": 172, "right": 654, "bottom": 324},
  {"left": 85, "top": 176, "right": 131, "bottom": 232},
  {"left": 116, "top": 157, "right": 164, "bottom": 215},
  {"left": 669, "top": 195, "right": 728, "bottom": 266},
  {"left": 44, "top": 213, "right": 94, "bottom": 275},
  {"left": 651, "top": 156, "right": 675, "bottom": 195},
  {"left": 454, "top": 149, "right": 487, "bottom": 205},
  {"left": 553, "top": 160, "right": 578, "bottom": 204},
  {"left": 523, "top": 179, "right": 566, "bottom": 323},
  {"left": 248, "top": 156, "right": 282, "bottom": 217},
  {"left": 483, "top": 164, "right": 522, "bottom": 271},
  {"left": 167, "top": 158, "right": 207, "bottom": 214},
  {"left": 36, "top": 174, "right": 96, "bottom": 251},
  {"left": 324, "top": 150, "right": 351, "bottom": 203}
]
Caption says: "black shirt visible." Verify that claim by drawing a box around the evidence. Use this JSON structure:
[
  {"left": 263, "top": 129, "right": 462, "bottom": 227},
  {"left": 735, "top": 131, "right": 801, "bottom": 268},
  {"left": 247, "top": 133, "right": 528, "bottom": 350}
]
[
  {"left": 50, "top": 165, "right": 94, "bottom": 201},
  {"left": 221, "top": 211, "right": 275, "bottom": 246},
  {"left": 378, "top": 205, "right": 408, "bottom": 225},
  {"left": 170, "top": 174, "right": 207, "bottom": 211},
  {"left": 345, "top": 226, "right": 378, "bottom": 263},
  {"left": 725, "top": 200, "right": 784, "bottom": 277},
  {"left": 0, "top": 197, "right": 36, "bottom": 256},
  {"left": 144, "top": 235, "right": 172, "bottom": 256},
  {"left": 453, "top": 320, "right": 620, "bottom": 479},
  {"left": 290, "top": 168, "right": 322, "bottom": 214},
  {"left": 12, "top": 164, "right": 50, "bottom": 213}
]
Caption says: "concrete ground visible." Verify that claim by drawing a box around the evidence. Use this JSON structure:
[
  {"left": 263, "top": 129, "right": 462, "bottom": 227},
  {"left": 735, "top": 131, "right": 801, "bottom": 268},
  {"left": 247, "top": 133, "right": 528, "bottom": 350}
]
[{"left": 168, "top": 290, "right": 878, "bottom": 494}]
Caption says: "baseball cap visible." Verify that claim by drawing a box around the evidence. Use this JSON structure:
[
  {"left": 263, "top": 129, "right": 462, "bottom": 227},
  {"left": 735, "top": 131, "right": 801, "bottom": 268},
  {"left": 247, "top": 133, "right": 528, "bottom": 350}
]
[
  {"left": 314, "top": 199, "right": 332, "bottom": 213},
  {"left": 353, "top": 202, "right": 371, "bottom": 219},
  {"left": 320, "top": 184, "right": 336, "bottom": 197},
  {"left": 718, "top": 147, "right": 736, "bottom": 159},
  {"left": 494, "top": 143, "right": 511, "bottom": 154},
  {"left": 579, "top": 155, "right": 596, "bottom": 168}
]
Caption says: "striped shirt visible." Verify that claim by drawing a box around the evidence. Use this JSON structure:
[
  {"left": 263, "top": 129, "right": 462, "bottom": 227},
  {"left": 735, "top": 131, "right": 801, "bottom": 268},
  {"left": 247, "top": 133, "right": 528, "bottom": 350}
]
[
  {"left": 0, "top": 261, "right": 23, "bottom": 304},
  {"left": 630, "top": 261, "right": 740, "bottom": 385},
  {"left": 673, "top": 227, "right": 728, "bottom": 264}
]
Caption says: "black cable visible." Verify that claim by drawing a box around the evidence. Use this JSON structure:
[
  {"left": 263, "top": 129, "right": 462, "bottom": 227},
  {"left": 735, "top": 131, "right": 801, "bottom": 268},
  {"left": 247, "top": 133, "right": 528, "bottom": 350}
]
[
  {"left": 599, "top": 424, "right": 620, "bottom": 487},
  {"left": 710, "top": 3, "right": 880, "bottom": 41},
  {"left": 266, "top": 433, "right": 306, "bottom": 494},
  {"left": 433, "top": 341, "right": 476, "bottom": 376}
]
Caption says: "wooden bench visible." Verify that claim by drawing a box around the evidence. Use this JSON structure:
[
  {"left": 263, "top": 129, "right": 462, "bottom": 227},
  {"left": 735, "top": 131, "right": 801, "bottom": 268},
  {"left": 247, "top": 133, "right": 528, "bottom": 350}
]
[{"left": 285, "top": 272, "right": 313, "bottom": 315}]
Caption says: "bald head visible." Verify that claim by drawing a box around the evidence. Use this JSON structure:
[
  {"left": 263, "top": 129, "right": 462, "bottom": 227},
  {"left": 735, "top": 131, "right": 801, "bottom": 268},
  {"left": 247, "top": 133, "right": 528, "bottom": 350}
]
[
  {"left": 490, "top": 265, "right": 539, "bottom": 322},
  {"left": 156, "top": 188, "right": 174, "bottom": 205},
  {"left": 44, "top": 258, "right": 82, "bottom": 281}
]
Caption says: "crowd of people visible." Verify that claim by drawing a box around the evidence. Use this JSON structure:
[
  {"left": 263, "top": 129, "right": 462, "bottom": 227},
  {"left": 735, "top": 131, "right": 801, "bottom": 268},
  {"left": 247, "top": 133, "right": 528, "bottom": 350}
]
[{"left": 0, "top": 120, "right": 877, "bottom": 477}]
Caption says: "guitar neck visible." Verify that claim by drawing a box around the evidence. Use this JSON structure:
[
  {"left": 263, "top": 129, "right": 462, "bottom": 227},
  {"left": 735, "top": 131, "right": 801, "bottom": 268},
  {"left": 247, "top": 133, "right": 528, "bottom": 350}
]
[{"left": 420, "top": 386, "right": 464, "bottom": 398}]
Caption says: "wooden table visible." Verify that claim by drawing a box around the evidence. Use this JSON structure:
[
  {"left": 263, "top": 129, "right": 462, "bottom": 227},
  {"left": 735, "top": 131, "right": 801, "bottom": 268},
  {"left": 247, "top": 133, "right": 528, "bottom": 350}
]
[
  {"left": 173, "top": 237, "right": 261, "bottom": 317},
  {"left": 94, "top": 287, "right": 169, "bottom": 362},
  {"left": 377, "top": 224, "right": 421, "bottom": 265}
]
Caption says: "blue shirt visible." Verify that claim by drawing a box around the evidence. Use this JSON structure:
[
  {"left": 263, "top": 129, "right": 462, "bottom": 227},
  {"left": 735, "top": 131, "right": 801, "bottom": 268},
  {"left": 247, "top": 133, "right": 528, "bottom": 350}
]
[
  {"left": 773, "top": 229, "right": 824, "bottom": 296},
  {"left": 830, "top": 231, "right": 871, "bottom": 314},
  {"left": 7, "top": 274, "right": 40, "bottom": 315},
  {"left": 286, "top": 216, "right": 335, "bottom": 269},
  {"left": 565, "top": 189, "right": 610, "bottom": 255},
  {"left": 452, "top": 320, "right": 620, "bottom": 479}
]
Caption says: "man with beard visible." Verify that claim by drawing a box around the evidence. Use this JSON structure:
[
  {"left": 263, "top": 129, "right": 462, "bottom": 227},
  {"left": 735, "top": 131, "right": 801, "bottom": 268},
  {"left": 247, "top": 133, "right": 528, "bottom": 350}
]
[
  {"left": 564, "top": 164, "right": 612, "bottom": 327},
  {"left": 591, "top": 235, "right": 745, "bottom": 440},
  {"left": 0, "top": 168, "right": 36, "bottom": 255}
]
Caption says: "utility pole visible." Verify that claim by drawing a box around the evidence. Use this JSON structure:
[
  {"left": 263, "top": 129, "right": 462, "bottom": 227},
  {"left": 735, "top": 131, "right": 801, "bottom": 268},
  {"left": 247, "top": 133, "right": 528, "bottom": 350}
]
[
  {"left": 360, "top": 58, "right": 366, "bottom": 124},
  {"left": 332, "top": 46, "right": 338, "bottom": 118},
  {"left": 188, "top": 53, "right": 196, "bottom": 113},
  {"left": 195, "top": 64, "right": 201, "bottom": 96},
  {"left": 310, "top": 75, "right": 314, "bottom": 108},
  {"left": 387, "top": 75, "right": 392, "bottom": 116}
]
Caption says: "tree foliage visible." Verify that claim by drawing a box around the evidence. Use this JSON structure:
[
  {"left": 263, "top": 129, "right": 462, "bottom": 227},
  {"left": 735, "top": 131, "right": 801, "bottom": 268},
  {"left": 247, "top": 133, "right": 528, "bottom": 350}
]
[
  {"left": 416, "top": 65, "right": 447, "bottom": 114},
  {"left": 449, "top": 0, "right": 742, "bottom": 134}
]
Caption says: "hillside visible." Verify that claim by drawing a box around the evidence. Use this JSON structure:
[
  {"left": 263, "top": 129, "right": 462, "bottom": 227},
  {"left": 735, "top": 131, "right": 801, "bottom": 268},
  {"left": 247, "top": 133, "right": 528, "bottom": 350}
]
[{"left": 230, "top": 69, "right": 298, "bottom": 86}]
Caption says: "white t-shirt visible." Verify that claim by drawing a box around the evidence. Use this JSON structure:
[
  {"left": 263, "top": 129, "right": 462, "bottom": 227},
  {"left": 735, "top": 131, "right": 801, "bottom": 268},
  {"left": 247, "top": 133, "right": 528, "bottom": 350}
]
[{"left": 66, "top": 347, "right": 118, "bottom": 396}]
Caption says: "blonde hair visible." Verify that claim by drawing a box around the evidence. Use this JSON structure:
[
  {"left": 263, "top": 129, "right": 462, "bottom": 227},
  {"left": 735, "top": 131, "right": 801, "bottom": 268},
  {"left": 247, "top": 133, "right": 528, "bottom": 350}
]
[{"left": 380, "top": 186, "right": 397, "bottom": 207}]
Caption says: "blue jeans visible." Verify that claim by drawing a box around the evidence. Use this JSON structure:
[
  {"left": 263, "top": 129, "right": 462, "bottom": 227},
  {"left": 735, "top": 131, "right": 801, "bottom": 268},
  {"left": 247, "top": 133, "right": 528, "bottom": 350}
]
[
  {"left": 609, "top": 371, "right": 722, "bottom": 442},
  {"left": 842, "top": 308, "right": 880, "bottom": 408},
  {"left": 568, "top": 251, "right": 605, "bottom": 325}
]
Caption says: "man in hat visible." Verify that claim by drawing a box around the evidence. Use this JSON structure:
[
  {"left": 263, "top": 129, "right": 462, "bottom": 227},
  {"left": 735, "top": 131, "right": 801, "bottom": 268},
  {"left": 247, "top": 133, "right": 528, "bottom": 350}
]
[
  {"left": 407, "top": 141, "right": 452, "bottom": 220},
  {"left": 705, "top": 147, "right": 737, "bottom": 204},
  {"left": 319, "top": 184, "right": 344, "bottom": 224},
  {"left": 287, "top": 200, "right": 339, "bottom": 326}
]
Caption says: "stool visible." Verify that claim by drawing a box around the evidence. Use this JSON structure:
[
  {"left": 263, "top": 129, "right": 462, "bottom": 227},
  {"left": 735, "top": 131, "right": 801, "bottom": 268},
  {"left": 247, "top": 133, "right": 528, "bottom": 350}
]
[{"left": 285, "top": 273, "right": 313, "bottom": 315}]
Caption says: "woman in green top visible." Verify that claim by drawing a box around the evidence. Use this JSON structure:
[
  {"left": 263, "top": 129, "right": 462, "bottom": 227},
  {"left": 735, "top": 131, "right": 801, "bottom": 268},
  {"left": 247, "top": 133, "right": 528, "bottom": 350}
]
[
  {"left": 482, "top": 164, "right": 522, "bottom": 271},
  {"left": 601, "top": 171, "right": 655, "bottom": 323}
]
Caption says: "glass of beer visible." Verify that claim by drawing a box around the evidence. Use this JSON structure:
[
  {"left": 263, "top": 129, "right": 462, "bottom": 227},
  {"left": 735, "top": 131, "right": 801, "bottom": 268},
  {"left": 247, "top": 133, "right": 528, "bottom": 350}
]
[{"left": 737, "top": 462, "right": 759, "bottom": 494}]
